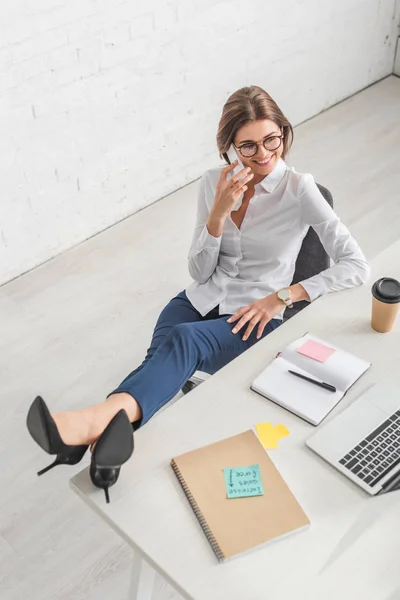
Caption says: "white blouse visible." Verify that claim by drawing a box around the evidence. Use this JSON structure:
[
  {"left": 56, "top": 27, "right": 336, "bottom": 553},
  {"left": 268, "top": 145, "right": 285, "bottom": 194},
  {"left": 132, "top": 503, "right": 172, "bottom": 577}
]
[{"left": 185, "top": 158, "right": 370, "bottom": 319}]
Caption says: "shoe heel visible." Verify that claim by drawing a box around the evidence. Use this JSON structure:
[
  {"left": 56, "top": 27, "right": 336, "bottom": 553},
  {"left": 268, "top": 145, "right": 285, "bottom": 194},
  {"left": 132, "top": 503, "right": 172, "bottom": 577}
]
[{"left": 38, "top": 458, "right": 62, "bottom": 476}]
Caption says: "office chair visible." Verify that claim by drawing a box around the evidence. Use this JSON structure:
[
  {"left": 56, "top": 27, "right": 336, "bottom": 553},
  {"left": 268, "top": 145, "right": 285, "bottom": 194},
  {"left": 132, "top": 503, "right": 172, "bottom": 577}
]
[{"left": 181, "top": 184, "right": 333, "bottom": 395}]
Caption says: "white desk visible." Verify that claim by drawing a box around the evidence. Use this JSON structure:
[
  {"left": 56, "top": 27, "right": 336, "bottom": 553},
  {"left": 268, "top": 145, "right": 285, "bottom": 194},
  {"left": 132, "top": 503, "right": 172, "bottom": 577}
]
[{"left": 70, "top": 240, "right": 400, "bottom": 600}]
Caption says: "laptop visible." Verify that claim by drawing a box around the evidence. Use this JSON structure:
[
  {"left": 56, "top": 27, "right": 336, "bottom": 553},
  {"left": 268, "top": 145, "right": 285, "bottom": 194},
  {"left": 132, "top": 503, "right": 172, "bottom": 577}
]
[{"left": 306, "top": 383, "right": 400, "bottom": 495}]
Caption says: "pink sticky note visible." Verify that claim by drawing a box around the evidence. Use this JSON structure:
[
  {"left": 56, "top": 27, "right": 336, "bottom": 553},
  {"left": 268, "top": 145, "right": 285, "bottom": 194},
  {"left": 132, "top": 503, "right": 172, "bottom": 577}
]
[{"left": 297, "top": 339, "right": 336, "bottom": 363}]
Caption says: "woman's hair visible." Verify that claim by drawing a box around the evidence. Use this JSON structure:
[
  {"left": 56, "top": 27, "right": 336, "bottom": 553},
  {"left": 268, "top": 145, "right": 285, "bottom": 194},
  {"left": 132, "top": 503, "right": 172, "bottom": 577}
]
[{"left": 216, "top": 85, "right": 293, "bottom": 160}]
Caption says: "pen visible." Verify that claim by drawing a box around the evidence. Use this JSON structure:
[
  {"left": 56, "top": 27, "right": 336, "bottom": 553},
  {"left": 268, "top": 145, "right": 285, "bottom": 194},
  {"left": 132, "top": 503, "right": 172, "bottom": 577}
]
[{"left": 288, "top": 369, "right": 336, "bottom": 392}]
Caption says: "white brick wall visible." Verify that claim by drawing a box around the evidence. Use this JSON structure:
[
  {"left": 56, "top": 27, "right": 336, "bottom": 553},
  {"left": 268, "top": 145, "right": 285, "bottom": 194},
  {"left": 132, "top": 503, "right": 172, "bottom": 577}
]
[
  {"left": 1, "top": 0, "right": 399, "bottom": 285},
  {"left": 394, "top": 35, "right": 400, "bottom": 75}
]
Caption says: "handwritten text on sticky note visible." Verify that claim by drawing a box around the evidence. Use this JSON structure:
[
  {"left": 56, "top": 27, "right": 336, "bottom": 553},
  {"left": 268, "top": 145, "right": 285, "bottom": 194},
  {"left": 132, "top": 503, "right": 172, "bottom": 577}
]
[
  {"left": 223, "top": 465, "right": 264, "bottom": 499},
  {"left": 297, "top": 339, "right": 336, "bottom": 363}
]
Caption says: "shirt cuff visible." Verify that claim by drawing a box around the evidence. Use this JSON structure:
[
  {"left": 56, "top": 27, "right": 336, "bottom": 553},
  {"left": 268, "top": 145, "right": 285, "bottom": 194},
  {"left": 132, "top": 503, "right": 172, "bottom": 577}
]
[
  {"left": 298, "top": 275, "right": 329, "bottom": 302},
  {"left": 195, "top": 224, "right": 222, "bottom": 251}
]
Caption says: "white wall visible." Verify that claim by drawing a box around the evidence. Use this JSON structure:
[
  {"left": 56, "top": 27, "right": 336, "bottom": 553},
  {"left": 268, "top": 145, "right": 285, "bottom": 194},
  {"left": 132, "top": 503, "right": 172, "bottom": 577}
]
[
  {"left": 1, "top": 0, "right": 399, "bottom": 286},
  {"left": 394, "top": 36, "right": 400, "bottom": 75}
]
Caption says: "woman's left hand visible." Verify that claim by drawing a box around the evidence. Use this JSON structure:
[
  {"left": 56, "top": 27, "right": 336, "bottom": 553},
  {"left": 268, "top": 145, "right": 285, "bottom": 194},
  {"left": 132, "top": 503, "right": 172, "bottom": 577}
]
[{"left": 227, "top": 294, "right": 283, "bottom": 341}]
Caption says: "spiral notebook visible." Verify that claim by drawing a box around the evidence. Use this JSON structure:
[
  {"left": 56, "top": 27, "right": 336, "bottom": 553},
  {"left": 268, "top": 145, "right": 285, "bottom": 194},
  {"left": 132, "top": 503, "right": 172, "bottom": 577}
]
[{"left": 171, "top": 430, "right": 309, "bottom": 561}]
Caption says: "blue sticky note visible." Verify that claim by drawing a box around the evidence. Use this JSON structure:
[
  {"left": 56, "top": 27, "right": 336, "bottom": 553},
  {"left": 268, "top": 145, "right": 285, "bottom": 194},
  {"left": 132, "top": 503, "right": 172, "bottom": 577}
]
[{"left": 223, "top": 464, "right": 264, "bottom": 499}]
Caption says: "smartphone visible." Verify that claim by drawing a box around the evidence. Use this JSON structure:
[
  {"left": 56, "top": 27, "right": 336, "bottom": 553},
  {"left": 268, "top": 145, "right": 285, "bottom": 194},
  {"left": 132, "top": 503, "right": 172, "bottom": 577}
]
[
  {"left": 223, "top": 145, "right": 246, "bottom": 210},
  {"left": 223, "top": 145, "right": 246, "bottom": 181}
]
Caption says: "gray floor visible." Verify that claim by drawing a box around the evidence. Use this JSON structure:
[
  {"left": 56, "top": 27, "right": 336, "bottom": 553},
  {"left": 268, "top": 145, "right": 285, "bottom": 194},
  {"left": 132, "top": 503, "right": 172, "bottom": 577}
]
[{"left": 1, "top": 75, "right": 399, "bottom": 600}]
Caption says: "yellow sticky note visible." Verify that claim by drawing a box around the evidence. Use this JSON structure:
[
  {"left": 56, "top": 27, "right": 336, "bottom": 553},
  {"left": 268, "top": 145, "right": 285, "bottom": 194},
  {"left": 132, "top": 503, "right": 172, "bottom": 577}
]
[{"left": 256, "top": 422, "right": 290, "bottom": 449}]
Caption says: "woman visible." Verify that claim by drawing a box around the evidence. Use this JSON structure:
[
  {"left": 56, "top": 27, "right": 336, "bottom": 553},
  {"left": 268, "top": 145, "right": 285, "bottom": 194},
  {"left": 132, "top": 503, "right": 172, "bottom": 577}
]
[{"left": 26, "top": 86, "right": 370, "bottom": 502}]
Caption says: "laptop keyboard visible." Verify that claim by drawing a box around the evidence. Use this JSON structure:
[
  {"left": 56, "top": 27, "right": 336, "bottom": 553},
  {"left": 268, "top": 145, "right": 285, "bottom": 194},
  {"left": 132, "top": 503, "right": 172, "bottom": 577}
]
[{"left": 339, "top": 410, "right": 400, "bottom": 487}]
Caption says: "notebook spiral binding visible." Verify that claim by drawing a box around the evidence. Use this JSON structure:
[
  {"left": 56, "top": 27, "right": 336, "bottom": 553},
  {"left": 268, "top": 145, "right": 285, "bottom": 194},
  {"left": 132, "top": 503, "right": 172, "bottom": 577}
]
[{"left": 171, "top": 459, "right": 225, "bottom": 561}]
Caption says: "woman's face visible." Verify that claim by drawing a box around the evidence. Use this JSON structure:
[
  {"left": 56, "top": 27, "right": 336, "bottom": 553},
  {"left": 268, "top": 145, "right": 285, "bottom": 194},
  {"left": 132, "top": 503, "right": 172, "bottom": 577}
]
[{"left": 233, "top": 119, "right": 283, "bottom": 179}]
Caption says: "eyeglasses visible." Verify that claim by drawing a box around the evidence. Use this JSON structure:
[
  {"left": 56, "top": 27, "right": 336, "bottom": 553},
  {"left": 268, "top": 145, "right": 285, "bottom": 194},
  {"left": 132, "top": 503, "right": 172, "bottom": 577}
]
[{"left": 234, "top": 135, "right": 283, "bottom": 158}]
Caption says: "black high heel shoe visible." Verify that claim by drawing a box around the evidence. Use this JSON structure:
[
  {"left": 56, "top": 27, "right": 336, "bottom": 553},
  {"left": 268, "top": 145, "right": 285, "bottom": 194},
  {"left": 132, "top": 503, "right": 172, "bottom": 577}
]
[
  {"left": 90, "top": 409, "right": 134, "bottom": 504},
  {"left": 26, "top": 396, "right": 89, "bottom": 476}
]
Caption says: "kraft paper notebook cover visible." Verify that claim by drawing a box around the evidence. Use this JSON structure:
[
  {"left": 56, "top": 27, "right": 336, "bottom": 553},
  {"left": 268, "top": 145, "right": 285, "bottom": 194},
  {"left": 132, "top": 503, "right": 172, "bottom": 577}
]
[{"left": 171, "top": 430, "right": 309, "bottom": 561}]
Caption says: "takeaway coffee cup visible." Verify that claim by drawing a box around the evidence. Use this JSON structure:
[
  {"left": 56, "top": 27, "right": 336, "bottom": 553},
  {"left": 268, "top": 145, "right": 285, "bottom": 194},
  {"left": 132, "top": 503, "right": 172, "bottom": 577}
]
[{"left": 371, "top": 277, "right": 400, "bottom": 333}]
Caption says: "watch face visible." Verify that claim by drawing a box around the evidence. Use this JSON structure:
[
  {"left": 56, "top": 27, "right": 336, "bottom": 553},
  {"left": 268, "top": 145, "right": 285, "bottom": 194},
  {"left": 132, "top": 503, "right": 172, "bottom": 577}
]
[{"left": 278, "top": 289, "right": 290, "bottom": 301}]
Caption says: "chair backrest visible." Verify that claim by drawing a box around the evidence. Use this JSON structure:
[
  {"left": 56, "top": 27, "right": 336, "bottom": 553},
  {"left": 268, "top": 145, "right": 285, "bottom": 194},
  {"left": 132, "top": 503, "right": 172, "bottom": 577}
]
[{"left": 284, "top": 183, "right": 333, "bottom": 321}]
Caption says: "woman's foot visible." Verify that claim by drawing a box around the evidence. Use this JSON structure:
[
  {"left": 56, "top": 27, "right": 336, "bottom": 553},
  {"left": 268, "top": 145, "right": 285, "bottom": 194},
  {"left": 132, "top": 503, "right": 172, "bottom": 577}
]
[
  {"left": 51, "top": 410, "right": 94, "bottom": 446},
  {"left": 27, "top": 395, "right": 138, "bottom": 479},
  {"left": 52, "top": 392, "right": 141, "bottom": 447}
]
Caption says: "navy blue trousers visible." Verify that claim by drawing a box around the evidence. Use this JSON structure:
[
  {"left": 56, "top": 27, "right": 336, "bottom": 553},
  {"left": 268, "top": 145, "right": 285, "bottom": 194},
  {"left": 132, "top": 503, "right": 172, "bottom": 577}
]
[{"left": 110, "top": 290, "right": 281, "bottom": 427}]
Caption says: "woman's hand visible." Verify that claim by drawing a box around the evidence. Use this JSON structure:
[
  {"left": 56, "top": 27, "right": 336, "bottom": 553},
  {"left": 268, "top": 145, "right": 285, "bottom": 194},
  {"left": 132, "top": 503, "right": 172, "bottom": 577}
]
[
  {"left": 210, "top": 161, "right": 254, "bottom": 220},
  {"left": 227, "top": 294, "right": 283, "bottom": 340}
]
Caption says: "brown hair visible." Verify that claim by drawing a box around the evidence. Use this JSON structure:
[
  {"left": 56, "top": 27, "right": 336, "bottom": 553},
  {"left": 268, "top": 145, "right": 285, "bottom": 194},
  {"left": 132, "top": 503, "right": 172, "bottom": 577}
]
[{"left": 216, "top": 85, "right": 293, "bottom": 160}]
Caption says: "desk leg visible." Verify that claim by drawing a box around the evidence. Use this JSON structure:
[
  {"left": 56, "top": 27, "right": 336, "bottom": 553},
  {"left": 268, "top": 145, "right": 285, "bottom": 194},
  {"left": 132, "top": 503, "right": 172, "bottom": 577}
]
[{"left": 129, "top": 552, "right": 156, "bottom": 600}]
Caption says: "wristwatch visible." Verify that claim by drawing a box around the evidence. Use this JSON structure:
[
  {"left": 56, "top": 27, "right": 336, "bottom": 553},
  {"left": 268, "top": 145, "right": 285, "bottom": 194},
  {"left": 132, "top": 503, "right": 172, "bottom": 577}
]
[{"left": 277, "top": 287, "right": 293, "bottom": 308}]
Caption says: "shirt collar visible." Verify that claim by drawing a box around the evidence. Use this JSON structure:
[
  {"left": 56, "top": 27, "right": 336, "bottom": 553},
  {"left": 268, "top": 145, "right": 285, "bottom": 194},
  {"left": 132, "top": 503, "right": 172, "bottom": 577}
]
[{"left": 258, "top": 158, "right": 287, "bottom": 193}]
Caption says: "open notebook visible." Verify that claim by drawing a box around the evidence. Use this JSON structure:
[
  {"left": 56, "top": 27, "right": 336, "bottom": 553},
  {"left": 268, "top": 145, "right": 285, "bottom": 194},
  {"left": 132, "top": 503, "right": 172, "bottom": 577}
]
[
  {"left": 171, "top": 430, "right": 309, "bottom": 561},
  {"left": 251, "top": 333, "right": 371, "bottom": 426}
]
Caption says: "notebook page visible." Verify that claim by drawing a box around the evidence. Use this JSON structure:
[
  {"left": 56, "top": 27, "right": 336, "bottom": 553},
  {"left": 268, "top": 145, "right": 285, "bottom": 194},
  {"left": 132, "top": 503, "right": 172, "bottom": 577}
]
[
  {"left": 280, "top": 334, "right": 370, "bottom": 391},
  {"left": 251, "top": 356, "right": 344, "bottom": 426}
]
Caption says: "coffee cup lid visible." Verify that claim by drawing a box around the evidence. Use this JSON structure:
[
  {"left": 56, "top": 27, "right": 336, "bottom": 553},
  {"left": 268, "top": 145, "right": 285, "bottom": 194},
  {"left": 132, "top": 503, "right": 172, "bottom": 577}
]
[{"left": 371, "top": 277, "right": 400, "bottom": 303}]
